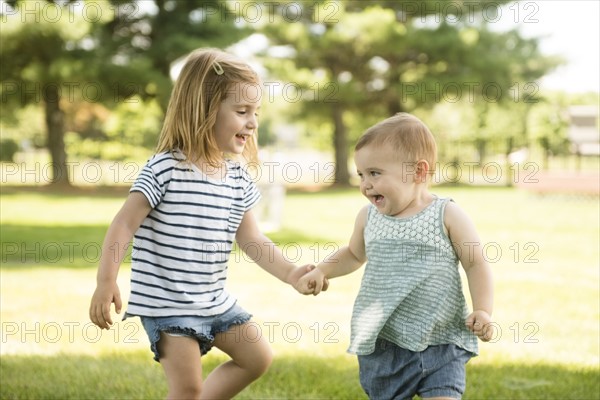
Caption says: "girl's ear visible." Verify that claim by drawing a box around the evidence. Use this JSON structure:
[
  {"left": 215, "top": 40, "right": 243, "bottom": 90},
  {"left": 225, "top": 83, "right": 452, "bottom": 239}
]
[{"left": 415, "top": 160, "right": 430, "bottom": 183}]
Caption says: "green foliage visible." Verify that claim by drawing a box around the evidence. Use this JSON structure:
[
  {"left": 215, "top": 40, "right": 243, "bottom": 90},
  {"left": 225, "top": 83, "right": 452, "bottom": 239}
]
[
  {"left": 260, "top": 1, "right": 564, "bottom": 184},
  {"left": 528, "top": 93, "right": 571, "bottom": 157},
  {"left": 1, "top": 1, "right": 97, "bottom": 101},
  {"left": 0, "top": 138, "right": 19, "bottom": 161},
  {"left": 0, "top": 0, "right": 249, "bottom": 184},
  {"left": 104, "top": 97, "right": 162, "bottom": 148},
  {"left": 0, "top": 0, "right": 593, "bottom": 186},
  {"left": 63, "top": 134, "right": 150, "bottom": 162}
]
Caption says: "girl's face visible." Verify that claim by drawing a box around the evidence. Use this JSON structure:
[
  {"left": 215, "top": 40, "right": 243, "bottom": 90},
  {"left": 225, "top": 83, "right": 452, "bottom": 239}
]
[
  {"left": 213, "top": 82, "right": 261, "bottom": 155},
  {"left": 354, "top": 144, "right": 423, "bottom": 217}
]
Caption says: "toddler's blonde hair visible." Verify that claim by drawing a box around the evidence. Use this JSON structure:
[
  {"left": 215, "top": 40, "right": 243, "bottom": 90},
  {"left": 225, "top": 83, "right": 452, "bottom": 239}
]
[{"left": 355, "top": 113, "right": 437, "bottom": 173}]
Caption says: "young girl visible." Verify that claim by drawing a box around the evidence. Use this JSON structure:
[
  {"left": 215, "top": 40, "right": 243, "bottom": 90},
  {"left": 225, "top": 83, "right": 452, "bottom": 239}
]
[
  {"left": 296, "top": 113, "right": 494, "bottom": 399},
  {"left": 90, "top": 48, "right": 324, "bottom": 399}
]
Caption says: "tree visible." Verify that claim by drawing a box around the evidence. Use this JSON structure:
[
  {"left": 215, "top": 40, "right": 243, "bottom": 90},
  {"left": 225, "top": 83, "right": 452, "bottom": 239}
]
[
  {"left": 262, "top": 0, "right": 559, "bottom": 185},
  {"left": 1, "top": 0, "right": 246, "bottom": 185},
  {"left": 1, "top": 0, "right": 99, "bottom": 185},
  {"left": 93, "top": 0, "right": 249, "bottom": 111}
]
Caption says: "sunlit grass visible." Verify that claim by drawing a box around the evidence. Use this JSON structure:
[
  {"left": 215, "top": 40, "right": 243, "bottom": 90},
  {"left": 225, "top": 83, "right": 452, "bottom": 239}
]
[
  {"left": 1, "top": 185, "right": 599, "bottom": 398},
  {"left": 2, "top": 352, "right": 598, "bottom": 399}
]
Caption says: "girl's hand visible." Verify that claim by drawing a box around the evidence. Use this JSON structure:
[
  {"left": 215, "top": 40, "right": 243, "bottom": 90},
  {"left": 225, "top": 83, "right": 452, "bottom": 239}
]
[
  {"left": 465, "top": 310, "right": 494, "bottom": 342},
  {"left": 89, "top": 282, "right": 122, "bottom": 330},
  {"left": 293, "top": 266, "right": 327, "bottom": 295}
]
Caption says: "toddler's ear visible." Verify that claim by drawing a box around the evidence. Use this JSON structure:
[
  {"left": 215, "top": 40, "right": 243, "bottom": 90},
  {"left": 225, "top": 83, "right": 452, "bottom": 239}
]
[{"left": 415, "top": 160, "right": 430, "bottom": 183}]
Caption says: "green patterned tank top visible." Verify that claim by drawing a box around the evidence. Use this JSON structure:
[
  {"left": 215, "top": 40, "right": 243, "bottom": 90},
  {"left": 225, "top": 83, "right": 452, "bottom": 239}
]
[{"left": 348, "top": 196, "right": 478, "bottom": 356}]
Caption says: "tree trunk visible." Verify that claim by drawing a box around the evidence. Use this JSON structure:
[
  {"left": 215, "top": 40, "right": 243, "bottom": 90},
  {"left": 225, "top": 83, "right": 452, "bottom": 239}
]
[
  {"left": 332, "top": 103, "right": 350, "bottom": 185},
  {"left": 505, "top": 136, "right": 514, "bottom": 187},
  {"left": 475, "top": 138, "right": 487, "bottom": 167},
  {"left": 387, "top": 96, "right": 402, "bottom": 116},
  {"left": 387, "top": 70, "right": 404, "bottom": 116},
  {"left": 475, "top": 103, "right": 489, "bottom": 166},
  {"left": 44, "top": 85, "right": 70, "bottom": 186}
]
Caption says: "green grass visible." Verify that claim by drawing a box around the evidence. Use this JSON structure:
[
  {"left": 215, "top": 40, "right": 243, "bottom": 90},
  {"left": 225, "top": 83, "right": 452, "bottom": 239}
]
[
  {"left": 1, "top": 353, "right": 597, "bottom": 399},
  {"left": 1, "top": 185, "right": 599, "bottom": 399}
]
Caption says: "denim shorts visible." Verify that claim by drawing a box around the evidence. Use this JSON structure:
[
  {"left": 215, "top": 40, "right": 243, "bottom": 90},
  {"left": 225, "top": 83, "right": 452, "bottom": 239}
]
[
  {"left": 138, "top": 303, "right": 252, "bottom": 362},
  {"left": 357, "top": 338, "right": 474, "bottom": 399}
]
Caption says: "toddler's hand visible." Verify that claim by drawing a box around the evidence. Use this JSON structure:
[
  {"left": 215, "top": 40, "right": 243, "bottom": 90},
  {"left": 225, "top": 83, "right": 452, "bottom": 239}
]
[
  {"left": 465, "top": 310, "right": 494, "bottom": 342},
  {"left": 308, "top": 265, "right": 329, "bottom": 293},
  {"left": 294, "top": 266, "right": 327, "bottom": 295}
]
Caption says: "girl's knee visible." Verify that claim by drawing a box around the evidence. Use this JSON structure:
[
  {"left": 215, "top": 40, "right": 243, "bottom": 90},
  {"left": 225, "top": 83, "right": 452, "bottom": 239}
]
[
  {"left": 249, "top": 345, "right": 273, "bottom": 378},
  {"left": 214, "top": 323, "right": 273, "bottom": 379},
  {"left": 168, "top": 381, "right": 202, "bottom": 400}
]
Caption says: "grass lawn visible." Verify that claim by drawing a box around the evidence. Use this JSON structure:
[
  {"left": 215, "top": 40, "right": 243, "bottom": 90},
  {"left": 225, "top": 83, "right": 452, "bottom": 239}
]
[{"left": 1, "top": 184, "right": 599, "bottom": 399}]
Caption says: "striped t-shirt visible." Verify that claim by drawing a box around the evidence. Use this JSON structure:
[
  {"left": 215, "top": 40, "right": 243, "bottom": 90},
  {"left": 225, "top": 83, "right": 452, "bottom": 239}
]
[
  {"left": 348, "top": 197, "right": 478, "bottom": 356},
  {"left": 125, "top": 150, "right": 260, "bottom": 318}
]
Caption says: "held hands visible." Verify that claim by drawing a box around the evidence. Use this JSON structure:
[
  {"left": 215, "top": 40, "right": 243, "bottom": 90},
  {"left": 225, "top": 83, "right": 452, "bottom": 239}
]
[
  {"left": 287, "top": 264, "right": 328, "bottom": 295},
  {"left": 465, "top": 310, "right": 494, "bottom": 342},
  {"left": 89, "top": 282, "right": 122, "bottom": 330},
  {"left": 292, "top": 265, "right": 328, "bottom": 296}
]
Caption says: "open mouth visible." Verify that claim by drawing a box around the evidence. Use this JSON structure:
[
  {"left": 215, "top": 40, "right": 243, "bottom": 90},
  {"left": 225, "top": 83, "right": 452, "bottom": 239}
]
[
  {"left": 372, "top": 194, "right": 384, "bottom": 205},
  {"left": 235, "top": 133, "right": 248, "bottom": 143}
]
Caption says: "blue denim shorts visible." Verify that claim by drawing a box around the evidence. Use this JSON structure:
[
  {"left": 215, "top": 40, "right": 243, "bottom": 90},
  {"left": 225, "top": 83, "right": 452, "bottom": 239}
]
[
  {"left": 138, "top": 303, "right": 252, "bottom": 362},
  {"left": 357, "top": 338, "right": 474, "bottom": 399}
]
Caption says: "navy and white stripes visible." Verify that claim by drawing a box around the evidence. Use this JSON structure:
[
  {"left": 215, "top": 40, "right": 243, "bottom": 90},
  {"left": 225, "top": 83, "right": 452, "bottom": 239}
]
[{"left": 125, "top": 151, "right": 260, "bottom": 317}]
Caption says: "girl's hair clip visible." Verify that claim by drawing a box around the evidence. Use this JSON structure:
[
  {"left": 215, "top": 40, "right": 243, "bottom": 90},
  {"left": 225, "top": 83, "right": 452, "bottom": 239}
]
[{"left": 212, "top": 61, "right": 224, "bottom": 75}]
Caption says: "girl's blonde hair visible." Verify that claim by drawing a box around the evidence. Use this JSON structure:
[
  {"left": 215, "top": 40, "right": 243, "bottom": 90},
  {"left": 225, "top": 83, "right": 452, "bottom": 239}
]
[
  {"left": 355, "top": 113, "right": 437, "bottom": 173},
  {"left": 156, "top": 48, "right": 261, "bottom": 166}
]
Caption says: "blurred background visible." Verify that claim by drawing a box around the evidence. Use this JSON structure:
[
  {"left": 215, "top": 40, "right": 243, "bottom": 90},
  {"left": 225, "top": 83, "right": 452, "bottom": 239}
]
[
  {"left": 1, "top": 1, "right": 599, "bottom": 398},
  {"left": 1, "top": 0, "right": 598, "bottom": 188}
]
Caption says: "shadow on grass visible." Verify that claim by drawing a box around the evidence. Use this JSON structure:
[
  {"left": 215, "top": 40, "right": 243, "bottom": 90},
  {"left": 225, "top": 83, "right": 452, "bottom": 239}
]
[
  {"left": 1, "top": 352, "right": 598, "bottom": 399},
  {"left": 1, "top": 224, "right": 334, "bottom": 270},
  {"left": 0, "top": 185, "right": 130, "bottom": 198},
  {"left": 1, "top": 224, "right": 109, "bottom": 269}
]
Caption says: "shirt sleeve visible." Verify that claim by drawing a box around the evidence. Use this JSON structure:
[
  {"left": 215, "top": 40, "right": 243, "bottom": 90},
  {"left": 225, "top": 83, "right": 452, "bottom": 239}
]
[
  {"left": 241, "top": 166, "right": 261, "bottom": 211},
  {"left": 130, "top": 160, "right": 163, "bottom": 208}
]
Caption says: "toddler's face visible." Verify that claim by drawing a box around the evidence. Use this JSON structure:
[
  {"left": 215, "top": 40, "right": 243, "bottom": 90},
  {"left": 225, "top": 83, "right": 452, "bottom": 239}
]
[{"left": 354, "top": 144, "right": 421, "bottom": 217}]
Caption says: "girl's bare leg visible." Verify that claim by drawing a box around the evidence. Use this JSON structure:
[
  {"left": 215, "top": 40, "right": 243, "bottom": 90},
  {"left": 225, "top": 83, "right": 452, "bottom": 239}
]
[
  {"left": 201, "top": 322, "right": 273, "bottom": 399},
  {"left": 157, "top": 333, "right": 203, "bottom": 399}
]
